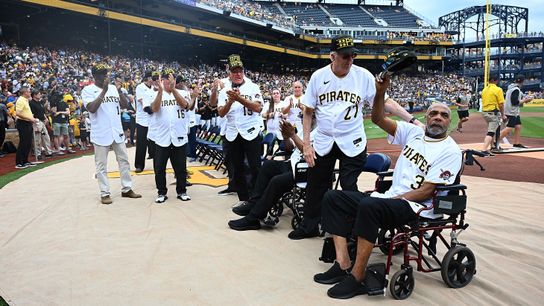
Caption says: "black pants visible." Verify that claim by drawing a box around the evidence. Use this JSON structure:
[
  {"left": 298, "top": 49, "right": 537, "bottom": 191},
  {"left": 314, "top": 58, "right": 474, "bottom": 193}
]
[
  {"left": 0, "top": 120, "right": 6, "bottom": 152},
  {"left": 16, "top": 120, "right": 33, "bottom": 165},
  {"left": 301, "top": 143, "right": 367, "bottom": 233},
  {"left": 222, "top": 136, "right": 236, "bottom": 191},
  {"left": 248, "top": 160, "right": 294, "bottom": 219},
  {"left": 225, "top": 134, "right": 262, "bottom": 201},
  {"left": 321, "top": 190, "right": 416, "bottom": 243},
  {"left": 154, "top": 143, "right": 187, "bottom": 196},
  {"left": 134, "top": 124, "right": 155, "bottom": 170},
  {"left": 187, "top": 125, "right": 197, "bottom": 158}
]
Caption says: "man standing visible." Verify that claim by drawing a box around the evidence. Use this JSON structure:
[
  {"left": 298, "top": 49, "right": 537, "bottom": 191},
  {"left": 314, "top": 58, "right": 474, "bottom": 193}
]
[
  {"left": 282, "top": 81, "right": 305, "bottom": 132},
  {"left": 292, "top": 35, "right": 418, "bottom": 240},
  {"left": 454, "top": 90, "right": 470, "bottom": 133},
  {"left": 52, "top": 94, "right": 74, "bottom": 154},
  {"left": 499, "top": 75, "right": 533, "bottom": 148},
  {"left": 149, "top": 69, "right": 194, "bottom": 203},
  {"left": 15, "top": 87, "right": 39, "bottom": 169},
  {"left": 315, "top": 76, "right": 462, "bottom": 299},
  {"left": 81, "top": 63, "right": 141, "bottom": 204},
  {"left": 29, "top": 89, "right": 53, "bottom": 159},
  {"left": 0, "top": 101, "right": 8, "bottom": 157},
  {"left": 291, "top": 35, "right": 375, "bottom": 240},
  {"left": 216, "top": 54, "right": 264, "bottom": 203},
  {"left": 134, "top": 70, "right": 156, "bottom": 172},
  {"left": 480, "top": 75, "right": 505, "bottom": 155}
]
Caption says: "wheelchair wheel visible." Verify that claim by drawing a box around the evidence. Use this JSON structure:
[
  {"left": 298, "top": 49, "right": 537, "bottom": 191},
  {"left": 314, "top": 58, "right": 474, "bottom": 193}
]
[
  {"left": 291, "top": 216, "right": 303, "bottom": 230},
  {"left": 377, "top": 228, "right": 403, "bottom": 255},
  {"left": 441, "top": 245, "right": 476, "bottom": 288},
  {"left": 389, "top": 268, "right": 415, "bottom": 300},
  {"left": 269, "top": 201, "right": 284, "bottom": 218}
]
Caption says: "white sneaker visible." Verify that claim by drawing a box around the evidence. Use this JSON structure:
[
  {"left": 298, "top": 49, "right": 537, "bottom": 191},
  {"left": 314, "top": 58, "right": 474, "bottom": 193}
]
[
  {"left": 177, "top": 193, "right": 191, "bottom": 201},
  {"left": 155, "top": 195, "right": 168, "bottom": 203}
]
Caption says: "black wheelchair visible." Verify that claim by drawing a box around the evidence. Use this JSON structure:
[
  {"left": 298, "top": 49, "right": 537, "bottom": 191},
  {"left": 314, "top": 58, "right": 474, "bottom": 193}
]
[
  {"left": 263, "top": 153, "right": 392, "bottom": 230},
  {"left": 319, "top": 149, "right": 485, "bottom": 299}
]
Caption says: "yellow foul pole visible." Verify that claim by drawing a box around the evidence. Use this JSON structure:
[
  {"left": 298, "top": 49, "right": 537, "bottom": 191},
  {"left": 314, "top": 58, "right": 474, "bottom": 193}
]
[{"left": 484, "top": 0, "right": 491, "bottom": 87}]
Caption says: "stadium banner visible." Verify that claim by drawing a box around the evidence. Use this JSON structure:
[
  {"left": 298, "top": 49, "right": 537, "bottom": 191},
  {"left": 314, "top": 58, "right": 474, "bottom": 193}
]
[{"left": 526, "top": 99, "right": 544, "bottom": 107}]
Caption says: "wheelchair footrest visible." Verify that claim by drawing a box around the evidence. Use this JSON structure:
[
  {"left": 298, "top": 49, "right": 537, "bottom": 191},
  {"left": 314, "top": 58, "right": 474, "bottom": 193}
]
[{"left": 364, "top": 263, "right": 387, "bottom": 295}]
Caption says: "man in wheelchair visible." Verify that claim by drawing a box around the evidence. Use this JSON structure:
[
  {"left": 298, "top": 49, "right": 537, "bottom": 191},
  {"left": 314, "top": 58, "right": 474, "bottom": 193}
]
[
  {"left": 228, "top": 120, "right": 309, "bottom": 231},
  {"left": 315, "top": 75, "right": 462, "bottom": 299}
]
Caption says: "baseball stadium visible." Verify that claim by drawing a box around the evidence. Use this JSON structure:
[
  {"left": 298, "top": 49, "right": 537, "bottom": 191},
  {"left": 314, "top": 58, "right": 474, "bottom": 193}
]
[{"left": 0, "top": 0, "right": 543, "bottom": 305}]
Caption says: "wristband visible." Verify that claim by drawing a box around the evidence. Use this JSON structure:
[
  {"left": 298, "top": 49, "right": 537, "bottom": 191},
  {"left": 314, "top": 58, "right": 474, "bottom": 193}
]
[{"left": 409, "top": 117, "right": 416, "bottom": 124}]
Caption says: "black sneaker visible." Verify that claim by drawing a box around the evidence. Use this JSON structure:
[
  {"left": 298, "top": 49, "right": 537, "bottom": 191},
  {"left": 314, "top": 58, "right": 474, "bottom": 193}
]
[
  {"left": 288, "top": 227, "right": 320, "bottom": 240},
  {"left": 513, "top": 144, "right": 528, "bottom": 148},
  {"left": 232, "top": 201, "right": 255, "bottom": 216},
  {"left": 314, "top": 261, "right": 351, "bottom": 284},
  {"left": 218, "top": 188, "right": 236, "bottom": 196},
  {"left": 24, "top": 162, "right": 37, "bottom": 167},
  {"left": 15, "top": 163, "right": 28, "bottom": 169},
  {"left": 327, "top": 274, "right": 368, "bottom": 299},
  {"left": 228, "top": 216, "right": 261, "bottom": 231}
]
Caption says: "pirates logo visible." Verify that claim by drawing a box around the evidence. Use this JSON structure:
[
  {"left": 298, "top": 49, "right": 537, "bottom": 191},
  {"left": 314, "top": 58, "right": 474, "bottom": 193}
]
[{"left": 439, "top": 169, "right": 453, "bottom": 181}]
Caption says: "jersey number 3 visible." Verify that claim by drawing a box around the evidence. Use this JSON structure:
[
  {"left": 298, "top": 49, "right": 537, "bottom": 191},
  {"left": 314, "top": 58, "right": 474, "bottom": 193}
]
[
  {"left": 344, "top": 105, "right": 359, "bottom": 120},
  {"left": 410, "top": 175, "right": 424, "bottom": 190}
]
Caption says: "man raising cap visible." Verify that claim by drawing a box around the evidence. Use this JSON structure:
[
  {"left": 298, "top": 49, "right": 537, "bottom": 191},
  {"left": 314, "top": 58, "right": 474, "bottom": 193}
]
[{"left": 81, "top": 62, "right": 141, "bottom": 204}]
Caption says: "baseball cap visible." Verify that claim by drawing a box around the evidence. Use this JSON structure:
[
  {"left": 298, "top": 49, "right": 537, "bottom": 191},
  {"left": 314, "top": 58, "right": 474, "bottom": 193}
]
[
  {"left": 63, "top": 94, "right": 74, "bottom": 102},
  {"left": 176, "top": 75, "right": 187, "bottom": 83},
  {"left": 227, "top": 54, "right": 244, "bottom": 70},
  {"left": 489, "top": 74, "right": 500, "bottom": 81},
  {"left": 515, "top": 74, "right": 525, "bottom": 83},
  {"left": 161, "top": 68, "right": 175, "bottom": 78},
  {"left": 144, "top": 70, "right": 153, "bottom": 78},
  {"left": 91, "top": 63, "right": 109, "bottom": 75},
  {"left": 331, "top": 35, "right": 358, "bottom": 55}
]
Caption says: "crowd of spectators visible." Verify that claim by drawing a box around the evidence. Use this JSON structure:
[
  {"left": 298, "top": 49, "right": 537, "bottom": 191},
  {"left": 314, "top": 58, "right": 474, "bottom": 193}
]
[
  {"left": 198, "top": 0, "right": 296, "bottom": 29},
  {"left": 2, "top": 41, "right": 541, "bottom": 157}
]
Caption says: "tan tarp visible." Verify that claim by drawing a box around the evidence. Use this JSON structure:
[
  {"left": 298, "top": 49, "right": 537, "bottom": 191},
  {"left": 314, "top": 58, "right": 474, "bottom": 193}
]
[{"left": 1, "top": 149, "right": 543, "bottom": 305}]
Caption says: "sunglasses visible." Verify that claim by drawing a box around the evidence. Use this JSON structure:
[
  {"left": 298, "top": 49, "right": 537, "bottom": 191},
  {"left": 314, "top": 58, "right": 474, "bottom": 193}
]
[{"left": 339, "top": 53, "right": 357, "bottom": 60}]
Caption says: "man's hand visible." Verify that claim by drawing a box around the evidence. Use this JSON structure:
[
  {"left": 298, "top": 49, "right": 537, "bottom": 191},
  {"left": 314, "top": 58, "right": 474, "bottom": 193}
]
[
  {"left": 212, "top": 78, "right": 224, "bottom": 92},
  {"left": 226, "top": 88, "right": 240, "bottom": 103},
  {"left": 156, "top": 75, "right": 164, "bottom": 92},
  {"left": 375, "top": 74, "right": 391, "bottom": 95},
  {"left": 303, "top": 142, "right": 317, "bottom": 167},
  {"left": 168, "top": 73, "right": 176, "bottom": 91},
  {"left": 279, "top": 120, "right": 295, "bottom": 139}
]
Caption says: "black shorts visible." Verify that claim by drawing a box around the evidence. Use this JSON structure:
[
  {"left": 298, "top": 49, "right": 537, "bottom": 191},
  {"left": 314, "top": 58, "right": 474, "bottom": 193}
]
[
  {"left": 506, "top": 115, "right": 521, "bottom": 128},
  {"left": 321, "top": 190, "right": 417, "bottom": 243},
  {"left": 457, "top": 110, "right": 469, "bottom": 119},
  {"left": 122, "top": 121, "right": 131, "bottom": 131}
]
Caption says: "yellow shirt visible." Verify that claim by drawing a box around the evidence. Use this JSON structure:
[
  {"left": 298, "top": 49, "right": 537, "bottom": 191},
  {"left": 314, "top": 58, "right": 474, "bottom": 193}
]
[
  {"left": 481, "top": 83, "right": 504, "bottom": 112},
  {"left": 15, "top": 96, "right": 33, "bottom": 121}
]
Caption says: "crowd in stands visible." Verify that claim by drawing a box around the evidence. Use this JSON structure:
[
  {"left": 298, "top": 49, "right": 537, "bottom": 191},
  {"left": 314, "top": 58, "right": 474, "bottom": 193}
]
[
  {"left": 2, "top": 41, "right": 542, "bottom": 157},
  {"left": 386, "top": 31, "right": 452, "bottom": 42},
  {"left": 198, "top": 0, "right": 296, "bottom": 29}
]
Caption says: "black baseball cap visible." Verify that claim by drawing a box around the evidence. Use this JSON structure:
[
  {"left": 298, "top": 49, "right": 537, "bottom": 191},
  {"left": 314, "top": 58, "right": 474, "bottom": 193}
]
[
  {"left": 161, "top": 68, "right": 175, "bottom": 78},
  {"left": 331, "top": 35, "right": 358, "bottom": 55},
  {"left": 91, "top": 63, "right": 109, "bottom": 75},
  {"left": 176, "top": 75, "right": 187, "bottom": 83},
  {"left": 227, "top": 54, "right": 244, "bottom": 70},
  {"left": 489, "top": 74, "right": 500, "bottom": 81},
  {"left": 144, "top": 70, "right": 153, "bottom": 78},
  {"left": 515, "top": 74, "right": 525, "bottom": 83}
]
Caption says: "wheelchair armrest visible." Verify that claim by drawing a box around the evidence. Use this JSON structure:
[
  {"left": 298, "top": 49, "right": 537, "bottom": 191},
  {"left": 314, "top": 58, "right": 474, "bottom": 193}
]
[
  {"left": 435, "top": 184, "right": 467, "bottom": 191},
  {"left": 377, "top": 171, "right": 393, "bottom": 177}
]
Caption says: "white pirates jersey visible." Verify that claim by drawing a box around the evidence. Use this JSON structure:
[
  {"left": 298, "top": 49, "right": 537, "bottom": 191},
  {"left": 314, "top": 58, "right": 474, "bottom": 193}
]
[
  {"left": 149, "top": 89, "right": 189, "bottom": 148},
  {"left": 302, "top": 64, "right": 376, "bottom": 157},
  {"left": 284, "top": 94, "right": 304, "bottom": 127},
  {"left": 263, "top": 100, "right": 288, "bottom": 140},
  {"left": 81, "top": 84, "right": 124, "bottom": 146},
  {"left": 135, "top": 82, "right": 154, "bottom": 127},
  {"left": 218, "top": 78, "right": 263, "bottom": 142},
  {"left": 372, "top": 122, "right": 462, "bottom": 219}
]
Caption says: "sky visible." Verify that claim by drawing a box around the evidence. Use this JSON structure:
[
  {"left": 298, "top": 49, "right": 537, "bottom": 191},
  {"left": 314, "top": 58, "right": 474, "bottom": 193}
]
[{"left": 402, "top": 0, "right": 543, "bottom": 35}]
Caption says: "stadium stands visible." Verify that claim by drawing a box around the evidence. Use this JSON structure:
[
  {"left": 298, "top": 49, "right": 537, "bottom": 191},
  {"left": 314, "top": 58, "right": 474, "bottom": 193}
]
[
  {"left": 365, "top": 5, "right": 420, "bottom": 28},
  {"left": 325, "top": 4, "right": 377, "bottom": 27}
]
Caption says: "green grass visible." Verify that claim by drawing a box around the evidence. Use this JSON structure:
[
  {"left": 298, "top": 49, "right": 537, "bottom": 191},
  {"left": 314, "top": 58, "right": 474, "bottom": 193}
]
[
  {"left": 0, "top": 296, "right": 9, "bottom": 306},
  {"left": 365, "top": 108, "right": 544, "bottom": 139},
  {"left": 521, "top": 106, "right": 544, "bottom": 112},
  {"left": 0, "top": 153, "right": 92, "bottom": 189}
]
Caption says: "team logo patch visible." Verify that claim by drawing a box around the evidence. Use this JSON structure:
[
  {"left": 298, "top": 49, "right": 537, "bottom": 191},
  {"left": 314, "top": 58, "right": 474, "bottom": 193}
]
[
  {"left": 255, "top": 94, "right": 261, "bottom": 99},
  {"left": 439, "top": 169, "right": 452, "bottom": 180}
]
